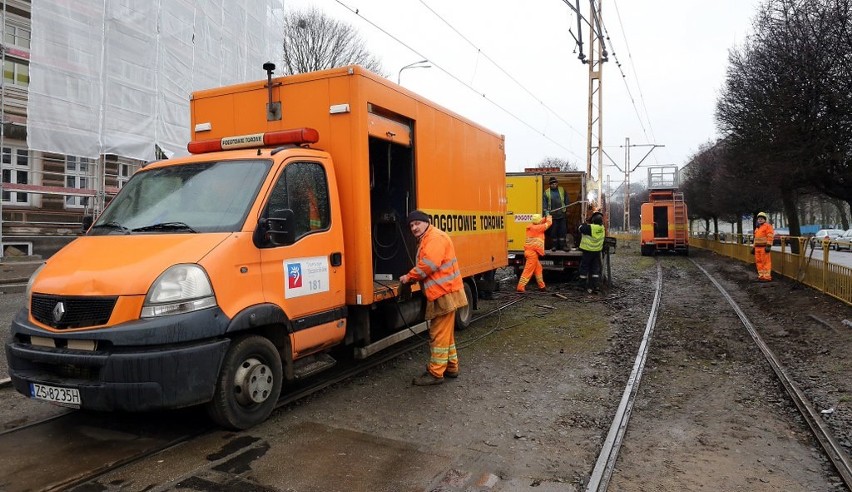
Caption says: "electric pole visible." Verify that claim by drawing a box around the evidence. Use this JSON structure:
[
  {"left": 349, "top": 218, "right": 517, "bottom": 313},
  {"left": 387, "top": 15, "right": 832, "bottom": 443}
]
[{"left": 585, "top": 0, "right": 605, "bottom": 214}]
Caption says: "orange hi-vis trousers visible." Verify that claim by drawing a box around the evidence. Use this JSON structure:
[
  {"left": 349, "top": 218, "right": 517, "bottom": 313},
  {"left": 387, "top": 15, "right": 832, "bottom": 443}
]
[
  {"left": 427, "top": 311, "right": 459, "bottom": 378},
  {"left": 517, "top": 250, "right": 545, "bottom": 291},
  {"left": 755, "top": 247, "right": 772, "bottom": 280}
]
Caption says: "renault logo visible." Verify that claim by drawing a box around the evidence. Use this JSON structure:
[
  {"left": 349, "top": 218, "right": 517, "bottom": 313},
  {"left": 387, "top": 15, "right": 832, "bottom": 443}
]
[{"left": 52, "top": 302, "right": 66, "bottom": 323}]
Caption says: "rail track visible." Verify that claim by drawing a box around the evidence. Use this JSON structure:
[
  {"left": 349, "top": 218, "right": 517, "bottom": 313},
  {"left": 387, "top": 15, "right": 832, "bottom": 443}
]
[
  {"left": 584, "top": 259, "right": 852, "bottom": 492},
  {"left": 0, "top": 297, "right": 523, "bottom": 492},
  {"left": 2, "top": 260, "right": 849, "bottom": 491}
]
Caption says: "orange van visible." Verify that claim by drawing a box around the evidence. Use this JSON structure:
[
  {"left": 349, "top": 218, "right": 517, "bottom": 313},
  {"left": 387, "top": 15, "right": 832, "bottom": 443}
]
[{"left": 6, "top": 66, "right": 507, "bottom": 429}]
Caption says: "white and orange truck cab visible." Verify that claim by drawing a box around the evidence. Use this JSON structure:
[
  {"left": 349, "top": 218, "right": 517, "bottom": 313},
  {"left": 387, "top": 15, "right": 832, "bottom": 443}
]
[{"left": 5, "top": 65, "right": 507, "bottom": 429}]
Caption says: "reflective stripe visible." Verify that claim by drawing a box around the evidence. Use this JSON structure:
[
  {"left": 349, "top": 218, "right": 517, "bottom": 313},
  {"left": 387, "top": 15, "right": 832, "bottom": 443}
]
[
  {"left": 423, "top": 270, "right": 461, "bottom": 289},
  {"left": 431, "top": 346, "right": 449, "bottom": 353},
  {"left": 422, "top": 257, "right": 439, "bottom": 271},
  {"left": 525, "top": 237, "right": 544, "bottom": 248}
]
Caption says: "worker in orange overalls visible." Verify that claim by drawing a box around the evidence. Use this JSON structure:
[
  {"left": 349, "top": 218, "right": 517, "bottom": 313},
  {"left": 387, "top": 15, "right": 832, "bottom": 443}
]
[
  {"left": 517, "top": 213, "right": 552, "bottom": 292},
  {"left": 752, "top": 211, "right": 775, "bottom": 282},
  {"left": 400, "top": 210, "right": 468, "bottom": 386}
]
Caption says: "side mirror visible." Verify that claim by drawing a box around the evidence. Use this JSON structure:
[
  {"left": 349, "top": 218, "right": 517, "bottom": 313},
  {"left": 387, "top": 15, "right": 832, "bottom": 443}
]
[
  {"left": 81, "top": 215, "right": 94, "bottom": 233},
  {"left": 262, "top": 208, "right": 296, "bottom": 246}
]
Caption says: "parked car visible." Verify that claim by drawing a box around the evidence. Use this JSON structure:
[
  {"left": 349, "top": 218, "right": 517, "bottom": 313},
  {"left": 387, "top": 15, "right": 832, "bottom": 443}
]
[
  {"left": 831, "top": 229, "right": 852, "bottom": 251},
  {"left": 810, "top": 229, "right": 845, "bottom": 249},
  {"left": 773, "top": 228, "right": 789, "bottom": 246}
]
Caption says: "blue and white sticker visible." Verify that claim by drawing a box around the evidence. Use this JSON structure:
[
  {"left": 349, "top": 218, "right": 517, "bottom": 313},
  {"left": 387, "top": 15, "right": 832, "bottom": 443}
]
[{"left": 284, "top": 256, "right": 330, "bottom": 299}]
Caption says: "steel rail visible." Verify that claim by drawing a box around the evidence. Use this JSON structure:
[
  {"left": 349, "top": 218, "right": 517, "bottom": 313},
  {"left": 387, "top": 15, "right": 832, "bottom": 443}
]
[
  {"left": 692, "top": 259, "right": 852, "bottom": 489},
  {"left": 1, "top": 296, "right": 522, "bottom": 491},
  {"left": 586, "top": 262, "right": 662, "bottom": 492}
]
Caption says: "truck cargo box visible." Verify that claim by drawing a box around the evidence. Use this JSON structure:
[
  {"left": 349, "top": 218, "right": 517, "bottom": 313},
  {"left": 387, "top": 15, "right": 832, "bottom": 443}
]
[{"left": 191, "top": 66, "right": 508, "bottom": 305}]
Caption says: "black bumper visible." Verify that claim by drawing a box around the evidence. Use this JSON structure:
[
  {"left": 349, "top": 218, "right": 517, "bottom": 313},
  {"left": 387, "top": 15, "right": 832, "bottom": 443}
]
[{"left": 5, "top": 308, "right": 231, "bottom": 412}]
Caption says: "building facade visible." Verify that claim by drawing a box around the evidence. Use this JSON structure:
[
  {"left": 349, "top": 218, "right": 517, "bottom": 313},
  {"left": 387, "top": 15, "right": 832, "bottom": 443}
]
[{"left": 1, "top": 0, "right": 143, "bottom": 258}]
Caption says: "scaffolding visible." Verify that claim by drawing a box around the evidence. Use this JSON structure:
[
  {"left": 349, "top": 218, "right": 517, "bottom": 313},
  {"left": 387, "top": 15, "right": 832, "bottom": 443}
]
[{"left": 0, "top": 0, "right": 284, "bottom": 258}]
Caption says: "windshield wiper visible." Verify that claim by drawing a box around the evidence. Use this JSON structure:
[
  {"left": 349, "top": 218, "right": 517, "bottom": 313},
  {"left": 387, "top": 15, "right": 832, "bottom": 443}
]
[
  {"left": 132, "top": 222, "right": 198, "bottom": 233},
  {"left": 90, "top": 221, "right": 131, "bottom": 234}
]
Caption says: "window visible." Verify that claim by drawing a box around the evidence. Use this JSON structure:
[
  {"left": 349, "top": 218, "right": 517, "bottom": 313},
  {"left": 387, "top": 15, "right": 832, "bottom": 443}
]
[
  {"left": 266, "top": 162, "right": 331, "bottom": 241},
  {"left": 4, "top": 22, "right": 31, "bottom": 49},
  {"left": 3, "top": 59, "right": 29, "bottom": 87},
  {"left": 118, "top": 162, "right": 135, "bottom": 188},
  {"left": 2, "top": 146, "right": 30, "bottom": 205},
  {"left": 65, "top": 155, "right": 96, "bottom": 208}
]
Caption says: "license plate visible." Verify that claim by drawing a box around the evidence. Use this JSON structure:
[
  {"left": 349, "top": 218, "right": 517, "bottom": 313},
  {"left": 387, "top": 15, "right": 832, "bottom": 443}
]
[
  {"left": 30, "top": 383, "right": 81, "bottom": 408},
  {"left": 540, "top": 260, "right": 554, "bottom": 266}
]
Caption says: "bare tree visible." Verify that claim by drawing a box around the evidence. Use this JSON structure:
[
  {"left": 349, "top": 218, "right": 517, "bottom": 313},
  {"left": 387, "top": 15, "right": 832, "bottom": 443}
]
[
  {"left": 534, "top": 157, "right": 579, "bottom": 172},
  {"left": 716, "top": 0, "right": 852, "bottom": 238},
  {"left": 281, "top": 8, "right": 385, "bottom": 76}
]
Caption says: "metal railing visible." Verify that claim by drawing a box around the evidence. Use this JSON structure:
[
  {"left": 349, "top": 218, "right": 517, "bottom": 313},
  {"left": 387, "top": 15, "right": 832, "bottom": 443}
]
[
  {"left": 611, "top": 233, "right": 852, "bottom": 306},
  {"left": 691, "top": 234, "right": 851, "bottom": 306}
]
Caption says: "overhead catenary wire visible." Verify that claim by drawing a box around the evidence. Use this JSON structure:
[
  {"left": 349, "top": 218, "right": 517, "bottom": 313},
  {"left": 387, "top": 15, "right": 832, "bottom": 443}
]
[
  {"left": 606, "top": 0, "right": 661, "bottom": 165},
  {"left": 331, "top": 0, "right": 584, "bottom": 161},
  {"left": 419, "top": 0, "right": 586, "bottom": 143}
]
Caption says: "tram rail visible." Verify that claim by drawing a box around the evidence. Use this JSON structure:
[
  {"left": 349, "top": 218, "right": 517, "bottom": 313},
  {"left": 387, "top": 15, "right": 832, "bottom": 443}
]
[
  {"left": 585, "top": 258, "right": 852, "bottom": 491},
  {"left": 0, "top": 297, "right": 521, "bottom": 492}
]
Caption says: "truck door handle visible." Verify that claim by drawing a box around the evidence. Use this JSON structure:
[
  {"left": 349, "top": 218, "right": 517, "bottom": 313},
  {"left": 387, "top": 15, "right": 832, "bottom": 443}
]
[{"left": 330, "top": 252, "right": 342, "bottom": 266}]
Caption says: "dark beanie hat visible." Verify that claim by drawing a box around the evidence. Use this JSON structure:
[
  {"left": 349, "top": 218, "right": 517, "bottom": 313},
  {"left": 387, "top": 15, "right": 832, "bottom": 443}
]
[
  {"left": 407, "top": 210, "right": 430, "bottom": 224},
  {"left": 549, "top": 177, "right": 558, "bottom": 184}
]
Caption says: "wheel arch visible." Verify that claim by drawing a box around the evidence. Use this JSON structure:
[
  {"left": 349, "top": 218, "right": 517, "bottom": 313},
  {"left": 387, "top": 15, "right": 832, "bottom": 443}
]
[{"left": 225, "top": 303, "right": 294, "bottom": 380}]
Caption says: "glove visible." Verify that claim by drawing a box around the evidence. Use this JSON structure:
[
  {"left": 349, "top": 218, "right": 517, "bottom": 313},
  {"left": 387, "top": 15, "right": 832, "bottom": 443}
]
[
  {"left": 764, "top": 246, "right": 771, "bottom": 253},
  {"left": 749, "top": 247, "right": 755, "bottom": 255},
  {"left": 543, "top": 210, "right": 549, "bottom": 217}
]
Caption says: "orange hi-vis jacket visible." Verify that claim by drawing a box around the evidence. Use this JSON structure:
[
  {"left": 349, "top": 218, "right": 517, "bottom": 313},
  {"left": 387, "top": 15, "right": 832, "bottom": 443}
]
[
  {"left": 754, "top": 222, "right": 775, "bottom": 246},
  {"left": 524, "top": 216, "right": 553, "bottom": 256},
  {"left": 406, "top": 225, "right": 463, "bottom": 301}
]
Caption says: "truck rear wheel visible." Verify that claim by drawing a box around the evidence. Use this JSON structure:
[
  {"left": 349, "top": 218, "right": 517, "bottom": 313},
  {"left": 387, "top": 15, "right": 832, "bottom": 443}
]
[
  {"left": 206, "top": 335, "right": 283, "bottom": 430},
  {"left": 454, "top": 282, "right": 473, "bottom": 330},
  {"left": 640, "top": 245, "right": 654, "bottom": 257}
]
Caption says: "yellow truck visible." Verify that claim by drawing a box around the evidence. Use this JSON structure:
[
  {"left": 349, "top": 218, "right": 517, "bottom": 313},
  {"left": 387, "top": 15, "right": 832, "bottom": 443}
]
[
  {"left": 505, "top": 169, "right": 588, "bottom": 277},
  {"left": 6, "top": 65, "right": 507, "bottom": 429}
]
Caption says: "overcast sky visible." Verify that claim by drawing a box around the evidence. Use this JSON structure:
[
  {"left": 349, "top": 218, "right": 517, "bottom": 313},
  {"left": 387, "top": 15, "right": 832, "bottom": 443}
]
[{"left": 284, "top": 0, "right": 762, "bottom": 185}]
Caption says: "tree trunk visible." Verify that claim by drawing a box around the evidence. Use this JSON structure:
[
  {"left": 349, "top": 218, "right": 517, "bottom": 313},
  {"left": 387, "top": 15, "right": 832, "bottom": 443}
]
[{"left": 781, "top": 187, "right": 801, "bottom": 254}]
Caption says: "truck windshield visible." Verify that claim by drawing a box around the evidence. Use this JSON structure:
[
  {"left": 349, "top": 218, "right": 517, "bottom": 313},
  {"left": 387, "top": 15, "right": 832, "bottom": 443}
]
[{"left": 91, "top": 159, "right": 271, "bottom": 234}]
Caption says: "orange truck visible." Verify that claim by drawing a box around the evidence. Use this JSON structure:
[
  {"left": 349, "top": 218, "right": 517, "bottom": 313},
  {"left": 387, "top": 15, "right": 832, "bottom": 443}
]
[
  {"left": 640, "top": 166, "right": 688, "bottom": 256},
  {"left": 5, "top": 65, "right": 507, "bottom": 429}
]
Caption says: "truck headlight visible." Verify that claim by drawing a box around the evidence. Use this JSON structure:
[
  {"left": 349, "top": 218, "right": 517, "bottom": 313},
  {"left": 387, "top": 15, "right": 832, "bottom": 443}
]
[
  {"left": 25, "top": 264, "right": 45, "bottom": 303},
  {"left": 141, "top": 264, "right": 217, "bottom": 318}
]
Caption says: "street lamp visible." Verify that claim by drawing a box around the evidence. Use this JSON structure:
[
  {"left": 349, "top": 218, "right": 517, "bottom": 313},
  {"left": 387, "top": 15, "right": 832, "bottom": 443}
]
[{"left": 397, "top": 59, "right": 431, "bottom": 84}]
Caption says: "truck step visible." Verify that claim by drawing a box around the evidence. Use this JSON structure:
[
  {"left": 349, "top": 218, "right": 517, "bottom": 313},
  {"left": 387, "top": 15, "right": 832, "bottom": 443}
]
[
  {"left": 354, "top": 321, "right": 429, "bottom": 360},
  {"left": 292, "top": 353, "right": 337, "bottom": 380}
]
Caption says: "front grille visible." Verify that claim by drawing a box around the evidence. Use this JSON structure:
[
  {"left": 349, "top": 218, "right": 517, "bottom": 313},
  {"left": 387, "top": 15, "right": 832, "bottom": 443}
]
[{"left": 31, "top": 294, "right": 118, "bottom": 329}]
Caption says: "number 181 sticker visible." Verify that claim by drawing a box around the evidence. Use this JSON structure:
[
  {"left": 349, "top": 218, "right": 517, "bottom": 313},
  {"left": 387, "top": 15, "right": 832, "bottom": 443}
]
[{"left": 284, "top": 256, "right": 329, "bottom": 299}]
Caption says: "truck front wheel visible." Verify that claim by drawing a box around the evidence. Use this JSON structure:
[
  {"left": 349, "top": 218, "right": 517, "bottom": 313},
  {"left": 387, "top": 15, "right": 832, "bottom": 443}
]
[{"left": 206, "top": 335, "right": 283, "bottom": 430}]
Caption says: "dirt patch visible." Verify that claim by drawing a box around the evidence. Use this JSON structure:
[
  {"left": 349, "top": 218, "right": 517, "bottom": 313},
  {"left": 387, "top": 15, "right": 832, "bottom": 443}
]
[{"left": 1, "top": 243, "right": 849, "bottom": 491}]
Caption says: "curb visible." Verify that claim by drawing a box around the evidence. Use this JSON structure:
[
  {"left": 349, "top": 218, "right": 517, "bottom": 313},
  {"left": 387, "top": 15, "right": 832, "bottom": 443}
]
[{"left": 0, "top": 283, "right": 26, "bottom": 294}]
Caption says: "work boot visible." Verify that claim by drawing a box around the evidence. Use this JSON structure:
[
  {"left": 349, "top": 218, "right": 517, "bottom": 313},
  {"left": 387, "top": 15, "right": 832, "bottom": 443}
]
[
  {"left": 412, "top": 372, "right": 444, "bottom": 386},
  {"left": 444, "top": 370, "right": 459, "bottom": 379}
]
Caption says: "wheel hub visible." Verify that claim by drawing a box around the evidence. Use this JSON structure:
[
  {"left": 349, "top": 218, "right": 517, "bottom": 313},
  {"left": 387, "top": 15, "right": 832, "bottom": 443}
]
[{"left": 233, "top": 357, "right": 274, "bottom": 405}]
